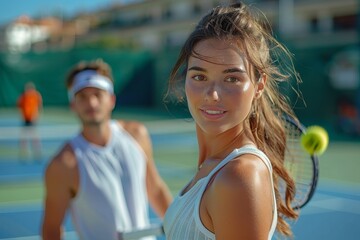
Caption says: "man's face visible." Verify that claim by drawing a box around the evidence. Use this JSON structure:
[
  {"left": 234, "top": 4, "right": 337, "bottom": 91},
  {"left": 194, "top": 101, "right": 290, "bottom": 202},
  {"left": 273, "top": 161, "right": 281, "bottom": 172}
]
[{"left": 71, "top": 87, "right": 115, "bottom": 126}]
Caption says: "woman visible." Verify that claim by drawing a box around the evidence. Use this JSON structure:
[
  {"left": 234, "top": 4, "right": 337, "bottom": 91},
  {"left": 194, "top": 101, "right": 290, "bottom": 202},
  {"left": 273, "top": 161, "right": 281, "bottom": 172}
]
[{"left": 163, "top": 2, "right": 300, "bottom": 240}]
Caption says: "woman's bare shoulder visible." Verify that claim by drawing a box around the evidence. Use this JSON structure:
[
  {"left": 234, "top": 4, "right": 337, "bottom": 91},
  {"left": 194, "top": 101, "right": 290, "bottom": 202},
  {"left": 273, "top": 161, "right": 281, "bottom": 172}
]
[{"left": 208, "top": 153, "right": 271, "bottom": 202}]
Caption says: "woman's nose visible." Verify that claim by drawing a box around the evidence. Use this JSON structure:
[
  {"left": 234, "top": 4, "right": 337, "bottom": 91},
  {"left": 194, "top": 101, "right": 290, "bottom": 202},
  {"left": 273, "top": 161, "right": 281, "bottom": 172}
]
[{"left": 205, "top": 83, "right": 220, "bottom": 102}]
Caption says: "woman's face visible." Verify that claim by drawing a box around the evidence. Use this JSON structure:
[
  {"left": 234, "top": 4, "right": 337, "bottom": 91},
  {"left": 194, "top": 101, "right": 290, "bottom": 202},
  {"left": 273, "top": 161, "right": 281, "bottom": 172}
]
[{"left": 185, "top": 38, "right": 263, "bottom": 135}]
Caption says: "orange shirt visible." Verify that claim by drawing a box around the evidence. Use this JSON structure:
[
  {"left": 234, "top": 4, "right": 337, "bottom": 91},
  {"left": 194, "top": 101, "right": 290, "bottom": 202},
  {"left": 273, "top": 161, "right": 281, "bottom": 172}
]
[{"left": 17, "top": 89, "right": 42, "bottom": 122}]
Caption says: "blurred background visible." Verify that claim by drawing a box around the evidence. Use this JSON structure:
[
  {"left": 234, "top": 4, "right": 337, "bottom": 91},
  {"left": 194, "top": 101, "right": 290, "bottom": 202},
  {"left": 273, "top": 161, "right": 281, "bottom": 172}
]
[
  {"left": 0, "top": 0, "right": 359, "bottom": 132},
  {"left": 0, "top": 0, "right": 359, "bottom": 239}
]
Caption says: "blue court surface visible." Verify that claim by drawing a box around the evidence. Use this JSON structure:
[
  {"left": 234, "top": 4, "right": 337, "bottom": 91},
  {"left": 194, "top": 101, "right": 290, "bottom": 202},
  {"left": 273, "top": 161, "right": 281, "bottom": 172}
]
[
  {"left": 1, "top": 182, "right": 359, "bottom": 240},
  {"left": 0, "top": 110, "right": 359, "bottom": 240}
]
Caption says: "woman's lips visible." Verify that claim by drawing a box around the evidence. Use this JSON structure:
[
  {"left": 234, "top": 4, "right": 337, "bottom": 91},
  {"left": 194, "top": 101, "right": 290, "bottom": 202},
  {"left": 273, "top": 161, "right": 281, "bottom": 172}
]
[{"left": 200, "top": 108, "right": 227, "bottom": 120}]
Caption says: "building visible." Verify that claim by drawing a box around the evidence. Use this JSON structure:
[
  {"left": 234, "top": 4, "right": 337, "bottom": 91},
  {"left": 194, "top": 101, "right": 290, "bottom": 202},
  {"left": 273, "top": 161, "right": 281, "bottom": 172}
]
[
  {"left": 4, "top": 15, "right": 91, "bottom": 53},
  {"left": 2, "top": 0, "right": 358, "bottom": 52},
  {"left": 5, "top": 16, "right": 54, "bottom": 52},
  {"left": 79, "top": 0, "right": 358, "bottom": 51}
]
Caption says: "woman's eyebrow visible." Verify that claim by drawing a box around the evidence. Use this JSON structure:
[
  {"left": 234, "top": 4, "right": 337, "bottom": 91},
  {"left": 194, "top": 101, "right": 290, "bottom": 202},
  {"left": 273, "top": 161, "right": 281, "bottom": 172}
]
[
  {"left": 188, "top": 66, "right": 246, "bottom": 73},
  {"left": 188, "top": 66, "right": 206, "bottom": 72},
  {"left": 223, "top": 67, "right": 246, "bottom": 74}
]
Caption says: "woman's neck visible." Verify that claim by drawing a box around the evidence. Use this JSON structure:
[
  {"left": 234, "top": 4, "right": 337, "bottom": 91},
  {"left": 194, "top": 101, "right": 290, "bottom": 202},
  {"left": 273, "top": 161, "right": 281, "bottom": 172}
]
[{"left": 196, "top": 124, "right": 255, "bottom": 164}]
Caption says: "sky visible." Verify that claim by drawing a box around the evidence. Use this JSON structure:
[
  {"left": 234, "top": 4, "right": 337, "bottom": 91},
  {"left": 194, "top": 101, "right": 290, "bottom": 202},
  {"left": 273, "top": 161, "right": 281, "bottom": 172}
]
[{"left": 0, "top": 0, "right": 138, "bottom": 26}]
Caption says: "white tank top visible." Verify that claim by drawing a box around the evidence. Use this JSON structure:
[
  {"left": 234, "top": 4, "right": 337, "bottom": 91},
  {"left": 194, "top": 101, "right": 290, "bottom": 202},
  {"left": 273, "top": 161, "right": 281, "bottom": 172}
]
[
  {"left": 163, "top": 145, "right": 277, "bottom": 240},
  {"left": 69, "top": 120, "right": 155, "bottom": 240}
]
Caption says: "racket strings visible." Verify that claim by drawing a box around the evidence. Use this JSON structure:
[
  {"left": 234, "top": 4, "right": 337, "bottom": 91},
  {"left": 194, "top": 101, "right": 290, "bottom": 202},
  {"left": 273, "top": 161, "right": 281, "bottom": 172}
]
[{"left": 284, "top": 120, "right": 315, "bottom": 208}]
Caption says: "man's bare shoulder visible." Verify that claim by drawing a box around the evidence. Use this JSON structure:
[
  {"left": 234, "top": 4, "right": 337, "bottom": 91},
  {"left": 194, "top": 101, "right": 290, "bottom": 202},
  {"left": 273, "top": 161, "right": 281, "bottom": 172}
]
[
  {"left": 44, "top": 143, "right": 79, "bottom": 199},
  {"left": 116, "top": 119, "right": 149, "bottom": 139},
  {"left": 45, "top": 143, "right": 77, "bottom": 177}
]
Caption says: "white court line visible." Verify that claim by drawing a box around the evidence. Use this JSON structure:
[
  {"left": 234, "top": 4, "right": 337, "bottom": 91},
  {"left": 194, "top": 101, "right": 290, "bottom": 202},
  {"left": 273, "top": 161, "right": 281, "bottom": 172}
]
[
  {"left": 0, "top": 202, "right": 41, "bottom": 214},
  {"left": 310, "top": 197, "right": 360, "bottom": 214},
  {"left": 0, "top": 231, "right": 78, "bottom": 240},
  {"left": 302, "top": 194, "right": 360, "bottom": 215},
  {"left": 0, "top": 124, "right": 79, "bottom": 140},
  {"left": 0, "top": 119, "right": 195, "bottom": 140},
  {"left": 145, "top": 119, "right": 195, "bottom": 134}
]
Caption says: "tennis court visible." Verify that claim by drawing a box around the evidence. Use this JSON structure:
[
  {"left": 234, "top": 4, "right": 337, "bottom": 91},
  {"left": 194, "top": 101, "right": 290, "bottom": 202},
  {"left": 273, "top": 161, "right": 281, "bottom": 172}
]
[{"left": 0, "top": 107, "right": 359, "bottom": 239}]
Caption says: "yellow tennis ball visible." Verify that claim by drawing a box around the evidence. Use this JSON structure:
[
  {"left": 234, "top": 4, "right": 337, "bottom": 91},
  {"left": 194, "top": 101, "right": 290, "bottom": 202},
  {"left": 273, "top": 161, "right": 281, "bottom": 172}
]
[{"left": 301, "top": 126, "right": 329, "bottom": 155}]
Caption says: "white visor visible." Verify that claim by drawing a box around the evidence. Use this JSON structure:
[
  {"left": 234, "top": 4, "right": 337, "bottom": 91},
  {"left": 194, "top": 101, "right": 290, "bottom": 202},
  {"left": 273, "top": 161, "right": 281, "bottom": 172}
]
[{"left": 68, "top": 70, "right": 114, "bottom": 100}]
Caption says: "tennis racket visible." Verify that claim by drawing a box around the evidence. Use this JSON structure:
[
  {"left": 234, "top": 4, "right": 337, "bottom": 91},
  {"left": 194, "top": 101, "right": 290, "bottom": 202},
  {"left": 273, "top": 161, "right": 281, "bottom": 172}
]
[
  {"left": 283, "top": 115, "right": 319, "bottom": 209},
  {"left": 118, "top": 116, "right": 320, "bottom": 239}
]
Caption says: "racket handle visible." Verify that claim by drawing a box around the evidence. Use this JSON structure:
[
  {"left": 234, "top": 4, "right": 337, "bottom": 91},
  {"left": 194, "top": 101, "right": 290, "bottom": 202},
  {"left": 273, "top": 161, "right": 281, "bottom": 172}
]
[{"left": 118, "top": 224, "right": 164, "bottom": 240}]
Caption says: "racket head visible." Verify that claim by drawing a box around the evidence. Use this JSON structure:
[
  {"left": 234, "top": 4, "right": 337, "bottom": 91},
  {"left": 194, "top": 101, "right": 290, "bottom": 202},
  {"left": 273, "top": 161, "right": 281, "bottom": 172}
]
[{"left": 282, "top": 116, "right": 319, "bottom": 209}]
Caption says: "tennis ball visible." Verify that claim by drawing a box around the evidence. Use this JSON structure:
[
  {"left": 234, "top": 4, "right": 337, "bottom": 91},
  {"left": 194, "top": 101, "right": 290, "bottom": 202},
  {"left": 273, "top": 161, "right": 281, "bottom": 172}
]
[{"left": 301, "top": 126, "right": 329, "bottom": 155}]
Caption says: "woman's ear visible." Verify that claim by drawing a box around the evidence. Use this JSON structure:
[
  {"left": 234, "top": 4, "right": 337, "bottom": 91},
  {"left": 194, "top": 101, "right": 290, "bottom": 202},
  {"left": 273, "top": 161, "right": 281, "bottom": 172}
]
[{"left": 255, "top": 74, "right": 267, "bottom": 98}]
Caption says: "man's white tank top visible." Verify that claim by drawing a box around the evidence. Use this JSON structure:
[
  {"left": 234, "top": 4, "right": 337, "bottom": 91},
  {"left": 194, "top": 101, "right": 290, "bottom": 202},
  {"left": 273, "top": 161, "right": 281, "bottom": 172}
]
[
  {"left": 69, "top": 120, "right": 154, "bottom": 240},
  {"left": 164, "top": 145, "right": 277, "bottom": 240}
]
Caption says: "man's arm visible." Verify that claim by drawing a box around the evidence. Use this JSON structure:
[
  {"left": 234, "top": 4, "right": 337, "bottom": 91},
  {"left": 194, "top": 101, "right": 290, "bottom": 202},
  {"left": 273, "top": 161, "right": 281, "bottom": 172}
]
[
  {"left": 121, "top": 120, "right": 173, "bottom": 218},
  {"left": 42, "top": 144, "right": 77, "bottom": 240},
  {"left": 144, "top": 142, "right": 173, "bottom": 218}
]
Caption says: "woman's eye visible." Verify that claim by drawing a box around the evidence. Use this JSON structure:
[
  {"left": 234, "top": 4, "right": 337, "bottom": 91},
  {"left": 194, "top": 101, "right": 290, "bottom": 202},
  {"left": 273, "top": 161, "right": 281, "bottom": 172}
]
[
  {"left": 193, "top": 75, "right": 206, "bottom": 81},
  {"left": 225, "top": 76, "right": 239, "bottom": 83}
]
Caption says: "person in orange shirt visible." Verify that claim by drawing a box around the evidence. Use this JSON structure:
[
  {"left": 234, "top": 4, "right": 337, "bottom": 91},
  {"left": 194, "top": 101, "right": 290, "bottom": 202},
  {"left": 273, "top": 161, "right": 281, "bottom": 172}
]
[
  {"left": 17, "top": 82, "right": 43, "bottom": 126},
  {"left": 17, "top": 82, "right": 43, "bottom": 162}
]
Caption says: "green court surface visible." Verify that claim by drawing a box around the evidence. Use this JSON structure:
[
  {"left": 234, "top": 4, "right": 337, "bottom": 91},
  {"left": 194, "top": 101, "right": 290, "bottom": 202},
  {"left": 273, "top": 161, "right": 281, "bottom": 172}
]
[{"left": 0, "top": 107, "right": 359, "bottom": 239}]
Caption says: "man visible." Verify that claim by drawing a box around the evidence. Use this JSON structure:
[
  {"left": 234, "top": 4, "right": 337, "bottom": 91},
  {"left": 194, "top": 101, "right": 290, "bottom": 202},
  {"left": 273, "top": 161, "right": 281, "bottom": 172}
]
[
  {"left": 17, "top": 81, "right": 42, "bottom": 161},
  {"left": 41, "top": 59, "right": 172, "bottom": 240}
]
